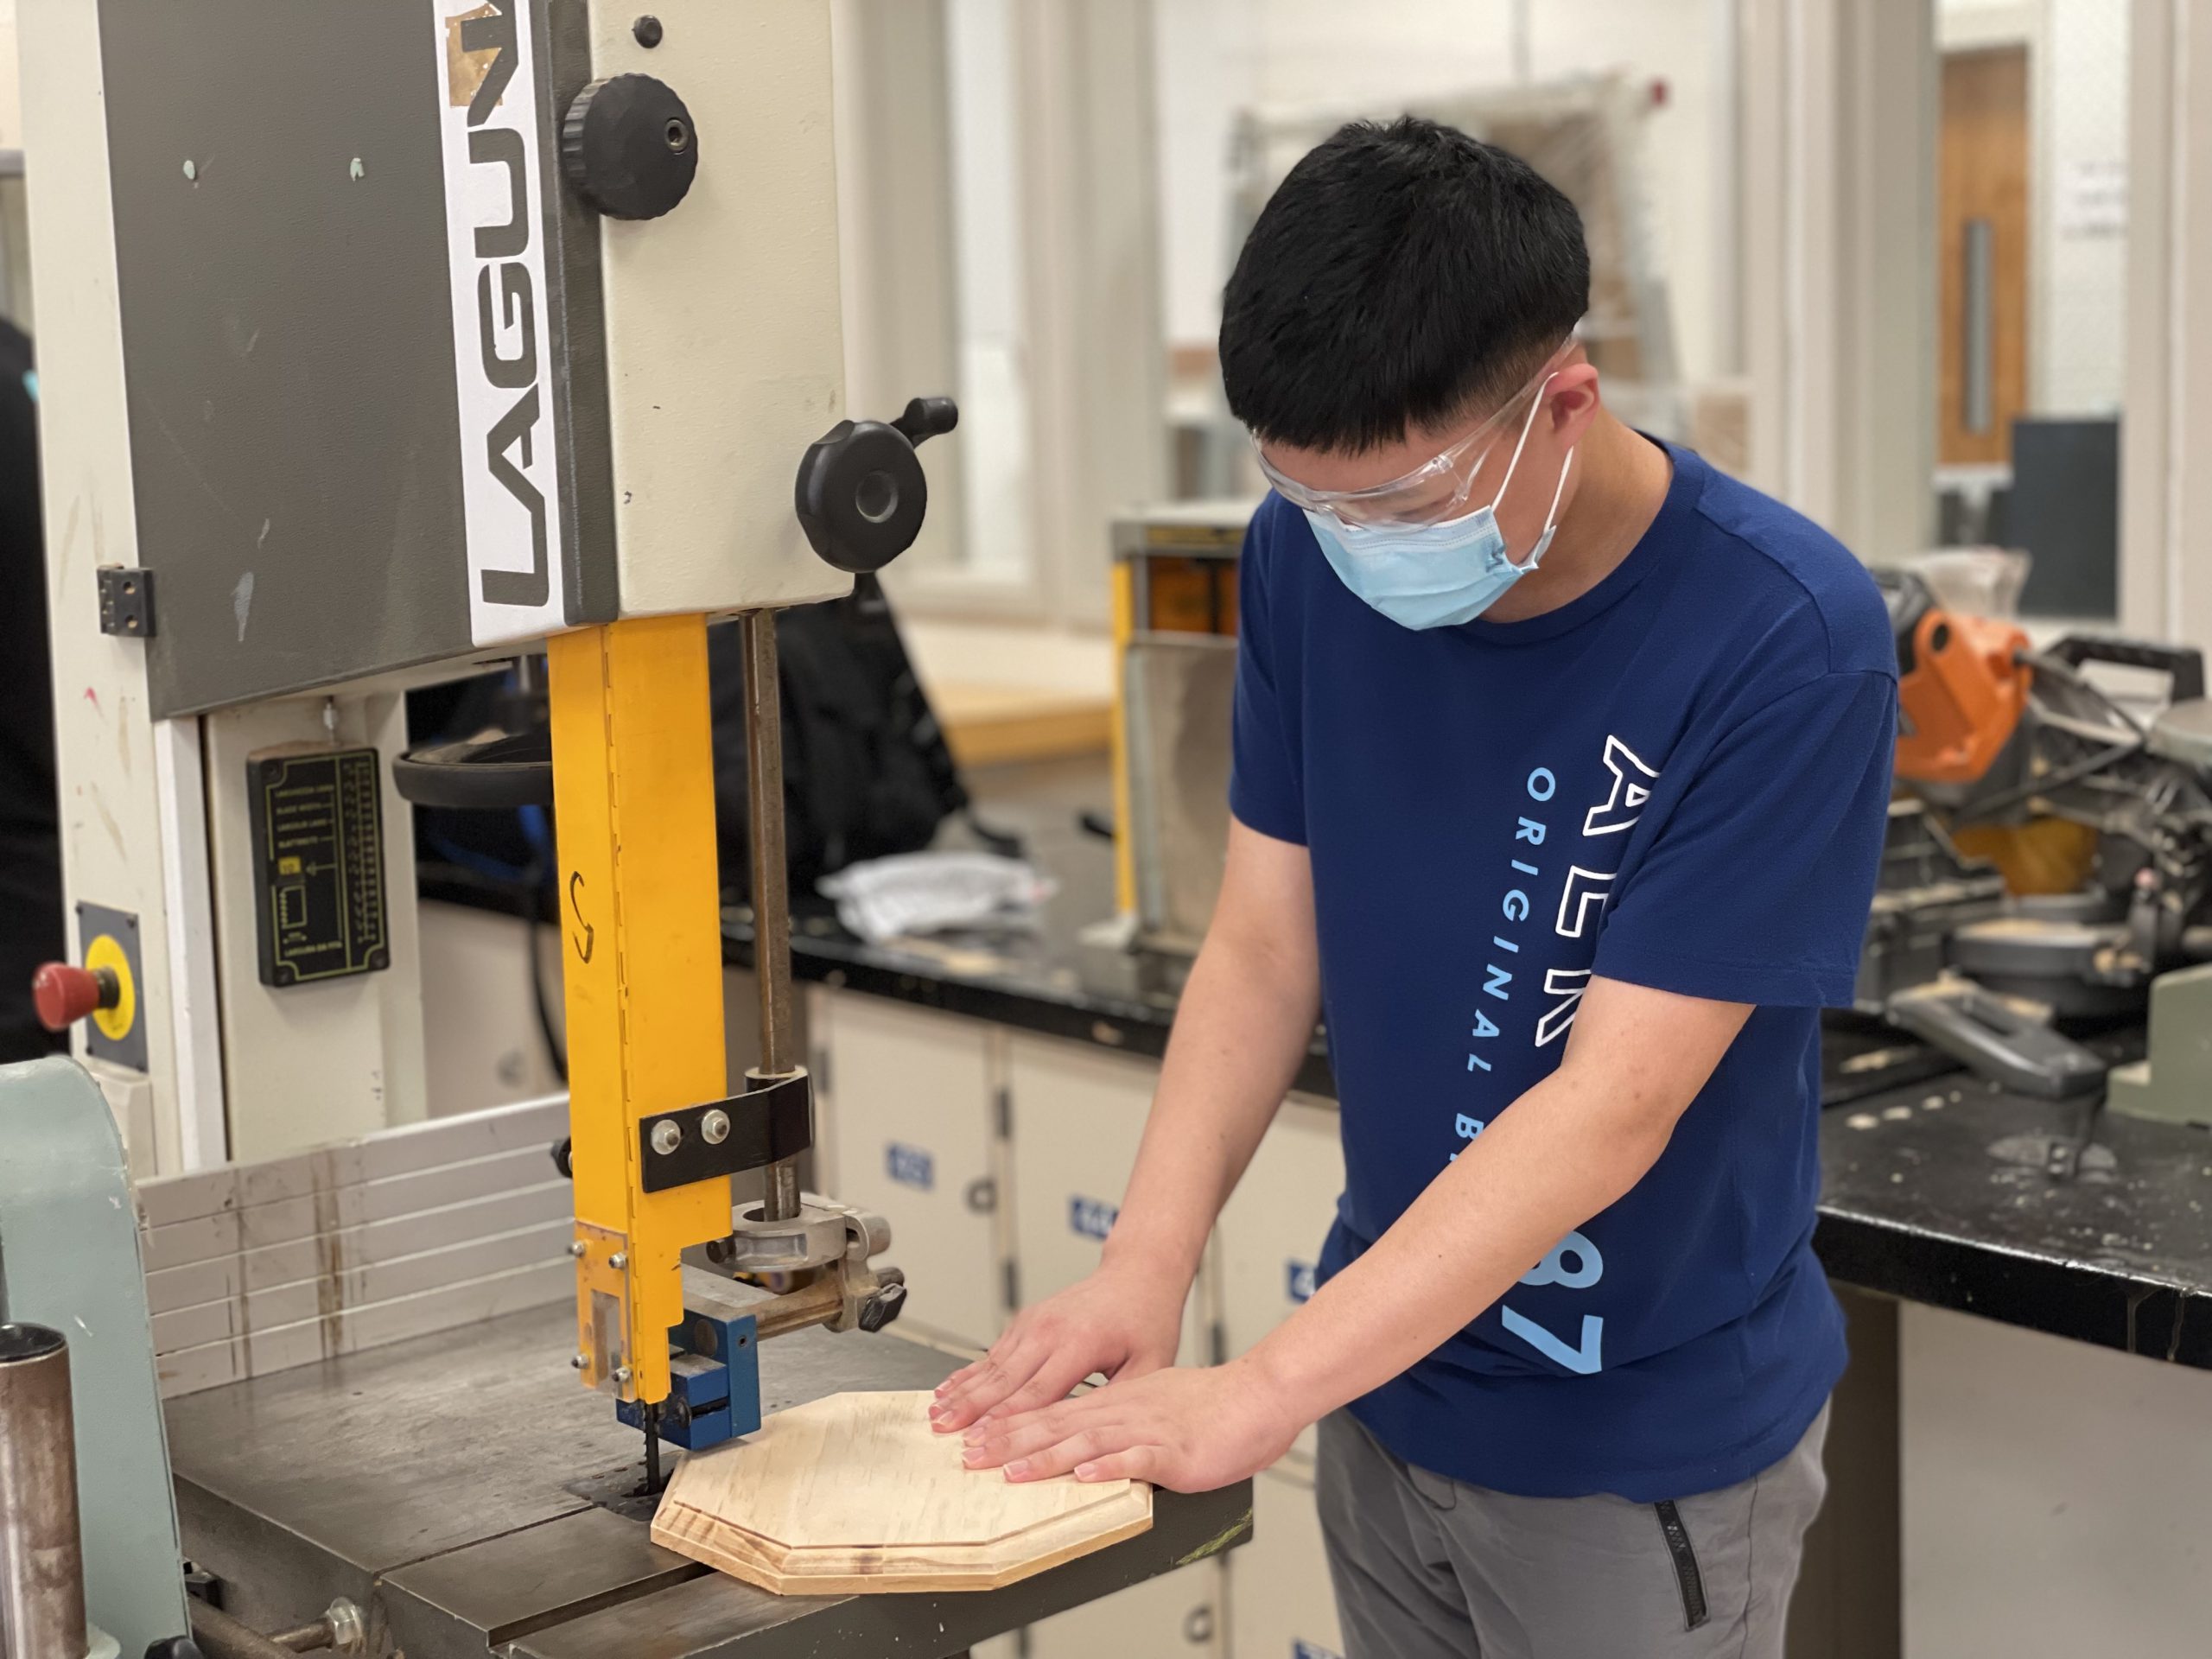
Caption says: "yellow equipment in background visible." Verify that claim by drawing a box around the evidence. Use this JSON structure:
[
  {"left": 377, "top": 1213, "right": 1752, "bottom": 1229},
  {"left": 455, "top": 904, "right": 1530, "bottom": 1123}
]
[{"left": 1109, "top": 504, "right": 1252, "bottom": 950}]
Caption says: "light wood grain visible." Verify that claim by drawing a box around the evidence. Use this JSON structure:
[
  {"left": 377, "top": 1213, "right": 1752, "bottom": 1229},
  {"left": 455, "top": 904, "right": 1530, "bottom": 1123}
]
[
  {"left": 651, "top": 1389, "right": 1152, "bottom": 1594},
  {"left": 933, "top": 683, "right": 1113, "bottom": 768}
]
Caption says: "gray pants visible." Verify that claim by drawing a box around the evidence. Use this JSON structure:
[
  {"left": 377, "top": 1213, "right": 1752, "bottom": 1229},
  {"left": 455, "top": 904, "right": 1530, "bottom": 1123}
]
[{"left": 1315, "top": 1404, "right": 1829, "bottom": 1659}]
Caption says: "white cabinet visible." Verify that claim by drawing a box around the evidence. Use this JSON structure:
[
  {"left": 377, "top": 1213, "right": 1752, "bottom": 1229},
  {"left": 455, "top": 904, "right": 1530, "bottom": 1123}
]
[
  {"left": 1006, "top": 1033, "right": 1214, "bottom": 1367},
  {"left": 807, "top": 1005, "right": 1349, "bottom": 1659},
  {"left": 1217, "top": 1096, "right": 1342, "bottom": 1465},
  {"left": 1024, "top": 1560, "right": 1224, "bottom": 1659},
  {"left": 812, "top": 990, "right": 1005, "bottom": 1351},
  {"left": 1230, "top": 1465, "right": 1344, "bottom": 1659}
]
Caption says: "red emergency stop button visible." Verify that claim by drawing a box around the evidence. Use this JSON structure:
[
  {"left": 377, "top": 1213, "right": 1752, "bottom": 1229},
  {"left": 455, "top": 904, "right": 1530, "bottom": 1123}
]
[{"left": 31, "top": 963, "right": 118, "bottom": 1033}]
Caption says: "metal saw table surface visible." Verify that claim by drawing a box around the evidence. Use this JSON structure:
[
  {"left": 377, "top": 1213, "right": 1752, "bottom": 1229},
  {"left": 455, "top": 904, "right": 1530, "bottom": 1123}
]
[{"left": 164, "top": 1301, "right": 1251, "bottom": 1657}]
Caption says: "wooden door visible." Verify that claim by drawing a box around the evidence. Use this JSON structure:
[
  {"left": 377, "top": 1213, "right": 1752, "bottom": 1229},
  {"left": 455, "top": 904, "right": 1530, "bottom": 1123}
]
[{"left": 1939, "top": 47, "right": 2031, "bottom": 466}]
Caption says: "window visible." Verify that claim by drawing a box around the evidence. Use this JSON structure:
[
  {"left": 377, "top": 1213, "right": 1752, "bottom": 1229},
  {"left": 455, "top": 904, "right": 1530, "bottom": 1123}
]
[
  {"left": 1153, "top": 0, "right": 1750, "bottom": 494},
  {"left": 1931, "top": 0, "right": 2127, "bottom": 622}
]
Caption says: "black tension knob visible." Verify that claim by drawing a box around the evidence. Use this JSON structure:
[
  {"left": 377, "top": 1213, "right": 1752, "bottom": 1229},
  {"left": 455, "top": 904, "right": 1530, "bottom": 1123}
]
[
  {"left": 563, "top": 73, "right": 697, "bottom": 220},
  {"left": 858, "top": 1280, "right": 908, "bottom": 1334},
  {"left": 793, "top": 397, "right": 959, "bottom": 575}
]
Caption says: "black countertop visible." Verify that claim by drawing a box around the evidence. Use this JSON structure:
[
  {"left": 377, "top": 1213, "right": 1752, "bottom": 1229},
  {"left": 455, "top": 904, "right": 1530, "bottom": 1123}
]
[{"left": 709, "top": 755, "right": 2212, "bottom": 1373}]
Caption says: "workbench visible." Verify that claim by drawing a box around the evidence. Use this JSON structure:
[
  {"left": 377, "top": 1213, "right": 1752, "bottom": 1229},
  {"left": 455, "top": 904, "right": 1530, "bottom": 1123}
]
[
  {"left": 702, "top": 757, "right": 2212, "bottom": 1364},
  {"left": 166, "top": 1306, "right": 1250, "bottom": 1658}
]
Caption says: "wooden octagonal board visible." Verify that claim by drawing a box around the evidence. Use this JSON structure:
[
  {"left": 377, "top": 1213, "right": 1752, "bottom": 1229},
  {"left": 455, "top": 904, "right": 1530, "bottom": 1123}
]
[{"left": 650, "top": 1389, "right": 1154, "bottom": 1594}]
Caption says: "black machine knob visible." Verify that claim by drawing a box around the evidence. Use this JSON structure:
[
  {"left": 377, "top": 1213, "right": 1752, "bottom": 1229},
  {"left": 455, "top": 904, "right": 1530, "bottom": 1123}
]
[
  {"left": 562, "top": 73, "right": 698, "bottom": 220},
  {"left": 794, "top": 397, "right": 959, "bottom": 575},
  {"left": 857, "top": 1275, "right": 908, "bottom": 1334}
]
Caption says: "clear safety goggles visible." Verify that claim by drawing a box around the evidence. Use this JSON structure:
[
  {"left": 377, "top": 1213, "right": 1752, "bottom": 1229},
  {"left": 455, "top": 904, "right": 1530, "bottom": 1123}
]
[{"left": 1253, "top": 327, "right": 1584, "bottom": 529}]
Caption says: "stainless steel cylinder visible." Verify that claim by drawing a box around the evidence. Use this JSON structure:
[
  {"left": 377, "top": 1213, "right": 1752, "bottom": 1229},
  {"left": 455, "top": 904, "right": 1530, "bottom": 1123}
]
[
  {"left": 186, "top": 1599, "right": 300, "bottom": 1659},
  {"left": 738, "top": 610, "right": 804, "bottom": 1224},
  {"left": 0, "top": 1323, "right": 86, "bottom": 1659}
]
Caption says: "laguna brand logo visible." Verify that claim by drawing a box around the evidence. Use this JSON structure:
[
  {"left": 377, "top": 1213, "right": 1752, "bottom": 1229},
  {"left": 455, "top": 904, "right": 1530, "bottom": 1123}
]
[{"left": 436, "top": 0, "right": 566, "bottom": 646}]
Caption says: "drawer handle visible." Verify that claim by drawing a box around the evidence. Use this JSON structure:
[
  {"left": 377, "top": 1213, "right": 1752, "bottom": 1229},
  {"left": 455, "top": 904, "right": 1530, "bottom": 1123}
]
[
  {"left": 963, "top": 1176, "right": 998, "bottom": 1214},
  {"left": 1182, "top": 1605, "right": 1215, "bottom": 1644}
]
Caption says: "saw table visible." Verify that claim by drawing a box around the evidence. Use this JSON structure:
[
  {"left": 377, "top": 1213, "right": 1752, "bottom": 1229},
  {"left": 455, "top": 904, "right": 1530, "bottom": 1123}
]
[{"left": 165, "top": 1302, "right": 1252, "bottom": 1658}]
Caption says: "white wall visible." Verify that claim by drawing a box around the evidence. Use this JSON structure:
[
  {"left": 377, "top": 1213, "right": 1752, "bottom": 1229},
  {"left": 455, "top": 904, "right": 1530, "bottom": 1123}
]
[
  {"left": 0, "top": 2, "right": 19, "bottom": 150},
  {"left": 1152, "top": 0, "right": 1732, "bottom": 384},
  {"left": 944, "top": 0, "right": 1037, "bottom": 581},
  {"left": 2037, "top": 0, "right": 2127, "bottom": 415}
]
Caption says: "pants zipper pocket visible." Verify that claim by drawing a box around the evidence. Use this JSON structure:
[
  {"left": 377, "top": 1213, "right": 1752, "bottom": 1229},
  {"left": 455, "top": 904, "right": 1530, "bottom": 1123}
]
[{"left": 1653, "top": 1499, "right": 1710, "bottom": 1630}]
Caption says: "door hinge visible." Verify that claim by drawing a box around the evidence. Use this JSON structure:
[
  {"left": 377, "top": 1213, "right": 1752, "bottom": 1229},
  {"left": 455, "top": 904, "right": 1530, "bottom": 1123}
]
[
  {"left": 993, "top": 1084, "right": 1012, "bottom": 1140},
  {"left": 810, "top": 1046, "right": 831, "bottom": 1097},
  {"left": 1001, "top": 1258, "right": 1020, "bottom": 1311},
  {"left": 1209, "top": 1319, "right": 1229, "bottom": 1368},
  {"left": 96, "top": 566, "right": 155, "bottom": 638}
]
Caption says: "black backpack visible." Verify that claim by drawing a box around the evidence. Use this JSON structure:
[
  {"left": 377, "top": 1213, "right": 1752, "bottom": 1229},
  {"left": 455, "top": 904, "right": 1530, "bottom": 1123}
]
[{"left": 708, "top": 575, "right": 973, "bottom": 898}]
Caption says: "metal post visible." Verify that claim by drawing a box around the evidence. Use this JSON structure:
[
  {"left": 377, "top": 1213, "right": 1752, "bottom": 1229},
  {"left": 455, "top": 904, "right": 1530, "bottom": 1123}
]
[
  {"left": 738, "top": 609, "right": 803, "bottom": 1224},
  {"left": 0, "top": 1323, "right": 86, "bottom": 1659}
]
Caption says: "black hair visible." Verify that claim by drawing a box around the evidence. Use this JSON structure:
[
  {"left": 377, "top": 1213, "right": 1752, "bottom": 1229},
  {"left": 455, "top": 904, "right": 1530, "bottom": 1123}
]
[{"left": 1219, "top": 116, "right": 1589, "bottom": 455}]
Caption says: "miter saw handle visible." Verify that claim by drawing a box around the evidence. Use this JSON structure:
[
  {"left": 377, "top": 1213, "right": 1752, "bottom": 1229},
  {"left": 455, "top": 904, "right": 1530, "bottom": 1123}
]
[
  {"left": 794, "top": 396, "right": 961, "bottom": 575},
  {"left": 2045, "top": 636, "right": 2205, "bottom": 704}
]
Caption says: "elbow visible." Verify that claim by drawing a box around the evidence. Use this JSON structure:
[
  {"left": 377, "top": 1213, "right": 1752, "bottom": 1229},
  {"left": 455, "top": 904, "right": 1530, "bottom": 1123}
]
[
  {"left": 1576, "top": 1079, "right": 1691, "bottom": 1205},
  {"left": 1608, "top": 1112, "right": 1680, "bottom": 1195}
]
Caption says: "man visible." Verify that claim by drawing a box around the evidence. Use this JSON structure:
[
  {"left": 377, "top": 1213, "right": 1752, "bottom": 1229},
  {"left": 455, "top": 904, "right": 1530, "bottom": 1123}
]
[{"left": 931, "top": 118, "right": 1895, "bottom": 1656}]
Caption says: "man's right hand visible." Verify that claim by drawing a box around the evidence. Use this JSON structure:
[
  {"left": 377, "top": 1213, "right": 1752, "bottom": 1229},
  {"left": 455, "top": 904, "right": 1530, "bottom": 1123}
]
[{"left": 926, "top": 1260, "right": 1185, "bottom": 1434}]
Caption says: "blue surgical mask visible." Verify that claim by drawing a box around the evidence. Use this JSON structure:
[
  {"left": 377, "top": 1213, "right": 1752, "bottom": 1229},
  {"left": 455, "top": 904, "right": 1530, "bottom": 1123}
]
[{"left": 1301, "top": 380, "right": 1575, "bottom": 630}]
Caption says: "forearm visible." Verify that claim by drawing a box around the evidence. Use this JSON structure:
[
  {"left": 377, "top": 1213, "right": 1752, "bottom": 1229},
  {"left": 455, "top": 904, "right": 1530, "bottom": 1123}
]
[
  {"left": 1245, "top": 1058, "right": 1673, "bottom": 1421},
  {"left": 1102, "top": 921, "right": 1321, "bottom": 1287}
]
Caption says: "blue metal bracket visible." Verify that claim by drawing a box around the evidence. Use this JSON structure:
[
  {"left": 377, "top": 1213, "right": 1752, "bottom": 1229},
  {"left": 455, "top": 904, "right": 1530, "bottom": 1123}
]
[{"left": 616, "top": 1302, "right": 760, "bottom": 1452}]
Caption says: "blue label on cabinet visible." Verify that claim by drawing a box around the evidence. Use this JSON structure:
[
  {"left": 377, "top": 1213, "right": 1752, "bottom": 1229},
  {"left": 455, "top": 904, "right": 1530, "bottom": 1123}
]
[
  {"left": 1287, "top": 1260, "right": 1318, "bottom": 1304},
  {"left": 1293, "top": 1641, "right": 1344, "bottom": 1659},
  {"left": 1068, "top": 1194, "right": 1119, "bottom": 1241},
  {"left": 885, "top": 1141, "right": 935, "bottom": 1191}
]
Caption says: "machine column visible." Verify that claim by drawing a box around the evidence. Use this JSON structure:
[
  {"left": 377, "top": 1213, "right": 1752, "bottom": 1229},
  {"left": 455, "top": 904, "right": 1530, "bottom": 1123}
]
[
  {"left": 737, "top": 611, "right": 804, "bottom": 1224},
  {"left": 546, "top": 619, "right": 733, "bottom": 1413}
]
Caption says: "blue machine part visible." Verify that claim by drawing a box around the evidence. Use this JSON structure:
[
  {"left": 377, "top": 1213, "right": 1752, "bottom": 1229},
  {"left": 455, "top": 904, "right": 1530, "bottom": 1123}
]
[{"left": 615, "top": 1304, "right": 760, "bottom": 1451}]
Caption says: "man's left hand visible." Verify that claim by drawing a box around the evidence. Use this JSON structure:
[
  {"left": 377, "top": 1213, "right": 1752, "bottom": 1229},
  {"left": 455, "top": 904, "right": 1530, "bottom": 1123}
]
[{"left": 957, "top": 1357, "right": 1301, "bottom": 1492}]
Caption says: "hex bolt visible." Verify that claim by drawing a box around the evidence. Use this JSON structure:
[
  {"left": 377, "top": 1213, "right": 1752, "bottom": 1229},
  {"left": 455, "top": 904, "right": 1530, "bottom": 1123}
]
[
  {"left": 569, "top": 1240, "right": 588, "bottom": 1258},
  {"left": 570, "top": 1353, "right": 588, "bottom": 1370},
  {"left": 651, "top": 1118, "right": 682, "bottom": 1155},
  {"left": 701, "top": 1109, "right": 731, "bottom": 1145},
  {"left": 608, "top": 1252, "right": 627, "bottom": 1270},
  {"left": 324, "top": 1598, "right": 368, "bottom": 1654},
  {"left": 613, "top": 1365, "right": 633, "bottom": 1385}
]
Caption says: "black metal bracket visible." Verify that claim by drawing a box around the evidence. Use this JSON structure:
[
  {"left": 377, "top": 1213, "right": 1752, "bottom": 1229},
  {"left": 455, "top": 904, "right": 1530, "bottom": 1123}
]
[
  {"left": 97, "top": 566, "right": 155, "bottom": 637},
  {"left": 639, "top": 1071, "right": 812, "bottom": 1193}
]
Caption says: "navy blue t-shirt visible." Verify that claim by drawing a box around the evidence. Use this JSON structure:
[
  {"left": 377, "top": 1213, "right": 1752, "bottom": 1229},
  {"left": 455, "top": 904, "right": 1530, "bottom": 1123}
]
[{"left": 1230, "top": 441, "right": 1897, "bottom": 1502}]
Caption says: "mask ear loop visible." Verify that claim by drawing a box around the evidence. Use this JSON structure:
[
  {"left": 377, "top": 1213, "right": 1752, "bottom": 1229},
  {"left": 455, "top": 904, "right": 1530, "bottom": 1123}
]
[
  {"left": 1516, "top": 444, "right": 1576, "bottom": 571},
  {"left": 1487, "top": 371, "right": 1560, "bottom": 518}
]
